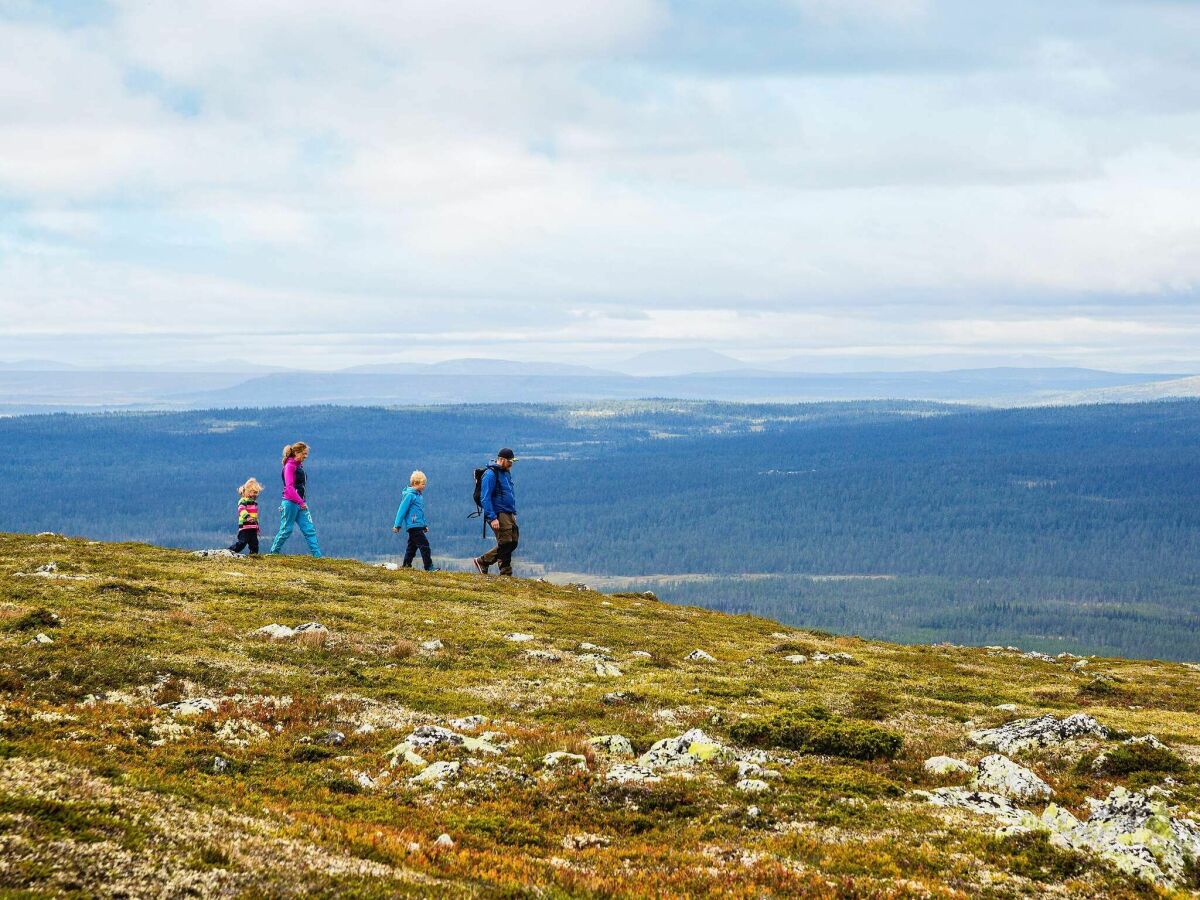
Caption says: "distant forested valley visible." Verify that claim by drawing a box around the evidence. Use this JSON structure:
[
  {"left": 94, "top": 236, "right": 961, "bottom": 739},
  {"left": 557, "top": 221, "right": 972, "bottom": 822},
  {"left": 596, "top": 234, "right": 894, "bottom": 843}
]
[{"left": 1, "top": 399, "right": 1199, "bottom": 661}]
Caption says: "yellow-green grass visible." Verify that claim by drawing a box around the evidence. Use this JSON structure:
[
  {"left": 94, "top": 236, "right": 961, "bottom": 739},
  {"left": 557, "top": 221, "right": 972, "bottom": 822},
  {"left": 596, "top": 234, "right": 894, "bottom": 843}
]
[{"left": 0, "top": 533, "right": 1197, "bottom": 898}]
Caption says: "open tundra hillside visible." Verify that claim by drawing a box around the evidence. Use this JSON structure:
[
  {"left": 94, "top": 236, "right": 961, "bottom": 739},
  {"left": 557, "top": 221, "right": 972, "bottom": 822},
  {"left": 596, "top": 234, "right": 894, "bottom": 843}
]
[{"left": 2, "top": 535, "right": 1200, "bottom": 897}]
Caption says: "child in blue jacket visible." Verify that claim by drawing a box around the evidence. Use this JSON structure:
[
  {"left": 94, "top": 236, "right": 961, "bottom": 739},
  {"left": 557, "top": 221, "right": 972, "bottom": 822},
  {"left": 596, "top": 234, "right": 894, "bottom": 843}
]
[{"left": 393, "top": 470, "right": 436, "bottom": 570}]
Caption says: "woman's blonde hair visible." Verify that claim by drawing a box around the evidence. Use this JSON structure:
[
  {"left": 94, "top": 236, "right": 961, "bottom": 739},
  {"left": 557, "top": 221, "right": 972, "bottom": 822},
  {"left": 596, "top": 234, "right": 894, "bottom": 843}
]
[
  {"left": 282, "top": 441, "right": 309, "bottom": 465},
  {"left": 410, "top": 470, "right": 427, "bottom": 487},
  {"left": 239, "top": 478, "right": 263, "bottom": 497}
]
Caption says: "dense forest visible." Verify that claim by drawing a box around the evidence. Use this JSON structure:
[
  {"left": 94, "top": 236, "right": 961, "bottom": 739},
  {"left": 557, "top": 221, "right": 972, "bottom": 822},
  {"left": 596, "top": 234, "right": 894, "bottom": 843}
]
[{"left": 1, "top": 399, "right": 1198, "bottom": 660}]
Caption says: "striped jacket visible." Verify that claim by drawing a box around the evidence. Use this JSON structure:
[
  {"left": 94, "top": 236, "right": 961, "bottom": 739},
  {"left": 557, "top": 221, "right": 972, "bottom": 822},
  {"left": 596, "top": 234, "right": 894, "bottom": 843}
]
[{"left": 237, "top": 495, "right": 260, "bottom": 531}]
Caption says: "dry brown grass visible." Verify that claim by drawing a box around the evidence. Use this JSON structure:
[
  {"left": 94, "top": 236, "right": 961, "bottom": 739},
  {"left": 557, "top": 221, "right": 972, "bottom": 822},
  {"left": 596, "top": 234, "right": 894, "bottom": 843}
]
[{"left": 389, "top": 639, "right": 418, "bottom": 659}]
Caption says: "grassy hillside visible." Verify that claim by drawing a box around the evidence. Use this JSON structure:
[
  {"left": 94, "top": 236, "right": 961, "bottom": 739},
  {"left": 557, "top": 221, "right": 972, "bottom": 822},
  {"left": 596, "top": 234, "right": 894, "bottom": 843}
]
[{"left": 1, "top": 533, "right": 1199, "bottom": 897}]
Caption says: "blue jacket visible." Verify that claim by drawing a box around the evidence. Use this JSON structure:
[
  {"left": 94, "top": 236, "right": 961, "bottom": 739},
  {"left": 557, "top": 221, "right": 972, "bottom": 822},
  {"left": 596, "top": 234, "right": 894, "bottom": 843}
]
[
  {"left": 393, "top": 487, "right": 427, "bottom": 530},
  {"left": 481, "top": 465, "right": 516, "bottom": 520}
]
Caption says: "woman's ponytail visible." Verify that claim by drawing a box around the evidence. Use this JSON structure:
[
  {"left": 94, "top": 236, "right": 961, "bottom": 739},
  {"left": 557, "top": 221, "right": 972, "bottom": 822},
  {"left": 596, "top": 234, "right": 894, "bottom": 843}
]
[{"left": 282, "top": 441, "right": 308, "bottom": 465}]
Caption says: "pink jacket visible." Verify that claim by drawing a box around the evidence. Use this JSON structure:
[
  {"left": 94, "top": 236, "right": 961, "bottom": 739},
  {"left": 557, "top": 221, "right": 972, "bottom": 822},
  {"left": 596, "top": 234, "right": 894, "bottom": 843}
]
[{"left": 282, "top": 457, "right": 306, "bottom": 507}]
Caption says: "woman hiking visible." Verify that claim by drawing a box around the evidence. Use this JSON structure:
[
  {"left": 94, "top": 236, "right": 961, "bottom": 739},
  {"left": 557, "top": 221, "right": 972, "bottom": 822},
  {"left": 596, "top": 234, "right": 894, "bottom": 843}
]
[{"left": 269, "top": 442, "right": 323, "bottom": 557}]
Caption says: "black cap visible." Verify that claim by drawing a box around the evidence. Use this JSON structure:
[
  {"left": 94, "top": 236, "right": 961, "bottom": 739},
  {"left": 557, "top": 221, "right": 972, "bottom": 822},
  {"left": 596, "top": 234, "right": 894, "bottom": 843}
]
[{"left": 497, "top": 447, "right": 517, "bottom": 461}]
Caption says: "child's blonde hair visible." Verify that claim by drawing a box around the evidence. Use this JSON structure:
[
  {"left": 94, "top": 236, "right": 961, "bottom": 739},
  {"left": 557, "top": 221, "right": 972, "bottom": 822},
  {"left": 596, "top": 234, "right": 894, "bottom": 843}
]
[
  {"left": 410, "top": 470, "right": 427, "bottom": 487},
  {"left": 239, "top": 478, "right": 263, "bottom": 497}
]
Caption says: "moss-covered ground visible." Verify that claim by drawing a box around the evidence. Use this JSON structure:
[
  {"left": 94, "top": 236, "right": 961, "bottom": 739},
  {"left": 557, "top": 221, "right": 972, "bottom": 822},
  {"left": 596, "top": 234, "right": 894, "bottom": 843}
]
[{"left": 0, "top": 533, "right": 1197, "bottom": 897}]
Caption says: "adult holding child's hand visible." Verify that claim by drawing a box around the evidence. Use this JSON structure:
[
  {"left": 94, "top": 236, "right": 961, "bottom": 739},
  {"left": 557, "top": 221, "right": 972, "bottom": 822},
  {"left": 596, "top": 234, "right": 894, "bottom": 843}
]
[{"left": 269, "top": 441, "right": 323, "bottom": 558}]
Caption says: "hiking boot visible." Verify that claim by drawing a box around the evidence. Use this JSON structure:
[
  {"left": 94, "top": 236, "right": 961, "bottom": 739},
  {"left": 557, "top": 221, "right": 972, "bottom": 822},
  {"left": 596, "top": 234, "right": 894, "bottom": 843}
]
[{"left": 472, "top": 557, "right": 488, "bottom": 575}]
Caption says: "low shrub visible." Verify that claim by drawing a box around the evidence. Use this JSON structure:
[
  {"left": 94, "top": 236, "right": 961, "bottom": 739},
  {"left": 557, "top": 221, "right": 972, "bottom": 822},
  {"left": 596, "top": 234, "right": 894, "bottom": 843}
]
[
  {"left": 1084, "top": 743, "right": 1187, "bottom": 778},
  {"left": 988, "top": 831, "right": 1089, "bottom": 883},
  {"left": 389, "top": 639, "right": 418, "bottom": 659},
  {"left": 730, "top": 709, "right": 902, "bottom": 760},
  {"left": 4, "top": 608, "right": 59, "bottom": 632}
]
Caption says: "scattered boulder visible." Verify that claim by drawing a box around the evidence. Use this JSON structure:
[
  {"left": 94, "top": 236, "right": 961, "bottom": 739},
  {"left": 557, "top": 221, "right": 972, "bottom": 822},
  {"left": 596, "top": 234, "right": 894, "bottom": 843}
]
[
  {"left": 542, "top": 751, "right": 588, "bottom": 772},
  {"left": 404, "top": 725, "right": 500, "bottom": 756},
  {"left": 505, "top": 633, "right": 535, "bottom": 642},
  {"left": 579, "top": 642, "right": 612, "bottom": 653},
  {"left": 993, "top": 704, "right": 1019, "bottom": 712},
  {"left": 969, "top": 713, "right": 1109, "bottom": 754},
  {"left": 317, "top": 730, "right": 346, "bottom": 746},
  {"left": 419, "top": 639, "right": 444, "bottom": 652},
  {"left": 924, "top": 756, "right": 972, "bottom": 776},
  {"left": 162, "top": 698, "right": 220, "bottom": 717},
  {"left": 919, "top": 787, "right": 1030, "bottom": 826},
  {"left": 630, "top": 650, "right": 653, "bottom": 659},
  {"left": 736, "top": 778, "right": 771, "bottom": 794},
  {"left": 811, "top": 652, "right": 855, "bottom": 664},
  {"left": 562, "top": 833, "right": 609, "bottom": 851},
  {"left": 377, "top": 562, "right": 400, "bottom": 571},
  {"left": 434, "top": 833, "right": 455, "bottom": 849},
  {"left": 594, "top": 661, "right": 623, "bottom": 678},
  {"left": 588, "top": 735, "right": 634, "bottom": 757},
  {"left": 604, "top": 764, "right": 661, "bottom": 785},
  {"left": 602, "top": 691, "right": 630, "bottom": 705},
  {"left": 295, "top": 622, "right": 327, "bottom": 635},
  {"left": 638, "top": 729, "right": 729, "bottom": 770},
  {"left": 216, "top": 718, "right": 271, "bottom": 748},
  {"left": 685, "top": 649, "right": 716, "bottom": 662},
  {"left": 386, "top": 742, "right": 428, "bottom": 768},
  {"left": 255, "top": 624, "right": 296, "bottom": 641},
  {"left": 736, "top": 761, "right": 781, "bottom": 780},
  {"left": 410, "top": 760, "right": 460, "bottom": 787},
  {"left": 191, "top": 549, "right": 238, "bottom": 558},
  {"left": 449, "top": 715, "right": 487, "bottom": 732},
  {"left": 212, "top": 755, "right": 228, "bottom": 774},
  {"left": 783, "top": 654, "right": 808, "bottom": 664},
  {"left": 354, "top": 772, "right": 377, "bottom": 791},
  {"left": 30, "top": 633, "right": 54, "bottom": 646},
  {"left": 524, "top": 649, "right": 562, "bottom": 662},
  {"left": 971, "top": 754, "right": 1053, "bottom": 802},
  {"left": 13, "top": 562, "right": 91, "bottom": 580}
]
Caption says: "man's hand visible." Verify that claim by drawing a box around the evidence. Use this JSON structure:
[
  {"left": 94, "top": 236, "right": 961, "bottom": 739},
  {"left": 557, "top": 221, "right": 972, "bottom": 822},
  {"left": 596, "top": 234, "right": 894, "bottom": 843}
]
[
  {"left": 490, "top": 519, "right": 500, "bottom": 531},
  {"left": 392, "top": 526, "right": 401, "bottom": 533}
]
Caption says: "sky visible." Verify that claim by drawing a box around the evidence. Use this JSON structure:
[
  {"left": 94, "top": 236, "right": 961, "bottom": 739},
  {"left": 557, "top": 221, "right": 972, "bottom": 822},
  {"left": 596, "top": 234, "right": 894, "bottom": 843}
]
[{"left": 1, "top": 0, "right": 1199, "bottom": 372}]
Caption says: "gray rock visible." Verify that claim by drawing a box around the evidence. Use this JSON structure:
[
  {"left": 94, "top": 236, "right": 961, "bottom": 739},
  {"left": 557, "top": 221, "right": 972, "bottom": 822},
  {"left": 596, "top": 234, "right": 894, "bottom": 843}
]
[
  {"left": 449, "top": 715, "right": 487, "bottom": 732},
  {"left": 685, "top": 649, "right": 716, "bottom": 662},
  {"left": 163, "top": 698, "right": 219, "bottom": 717},
  {"left": 294, "top": 622, "right": 327, "bottom": 634},
  {"left": 410, "top": 760, "right": 460, "bottom": 787},
  {"left": 594, "top": 661, "right": 623, "bottom": 678},
  {"left": 919, "top": 787, "right": 1032, "bottom": 826},
  {"left": 318, "top": 730, "right": 346, "bottom": 746},
  {"left": 811, "top": 651, "right": 855, "bottom": 664},
  {"left": 30, "top": 633, "right": 54, "bottom": 646},
  {"left": 783, "top": 654, "right": 808, "bottom": 663},
  {"left": 505, "top": 632, "right": 535, "bottom": 642},
  {"left": 969, "top": 713, "right": 1109, "bottom": 754},
  {"left": 420, "top": 639, "right": 444, "bottom": 652},
  {"left": 971, "top": 754, "right": 1053, "bottom": 802},
  {"left": 604, "top": 764, "right": 661, "bottom": 785},
  {"left": 579, "top": 642, "right": 612, "bottom": 653},
  {"left": 191, "top": 549, "right": 238, "bottom": 558},
  {"left": 542, "top": 751, "right": 588, "bottom": 772},
  {"left": 736, "top": 778, "right": 771, "bottom": 794},
  {"left": 434, "top": 833, "right": 455, "bottom": 848},
  {"left": 404, "top": 724, "right": 500, "bottom": 756},
  {"left": 212, "top": 755, "right": 228, "bottom": 774},
  {"left": 562, "top": 833, "right": 610, "bottom": 851},
  {"left": 924, "top": 756, "right": 973, "bottom": 776},
  {"left": 524, "top": 649, "right": 562, "bottom": 662},
  {"left": 588, "top": 734, "right": 634, "bottom": 757},
  {"left": 638, "top": 728, "right": 728, "bottom": 770}
]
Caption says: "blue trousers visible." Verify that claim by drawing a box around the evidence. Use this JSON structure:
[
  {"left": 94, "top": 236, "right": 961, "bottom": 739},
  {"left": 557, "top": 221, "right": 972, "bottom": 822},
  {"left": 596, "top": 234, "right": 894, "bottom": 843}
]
[{"left": 269, "top": 500, "right": 322, "bottom": 557}]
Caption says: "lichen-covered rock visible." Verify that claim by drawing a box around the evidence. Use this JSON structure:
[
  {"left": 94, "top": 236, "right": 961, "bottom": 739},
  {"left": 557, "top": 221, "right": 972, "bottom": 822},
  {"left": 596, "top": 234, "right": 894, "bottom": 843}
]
[
  {"left": 736, "top": 778, "right": 770, "bottom": 794},
  {"left": 419, "top": 639, "right": 444, "bottom": 652},
  {"left": 162, "top": 698, "right": 219, "bottom": 717},
  {"left": 969, "top": 713, "right": 1109, "bottom": 754},
  {"left": 588, "top": 734, "right": 634, "bottom": 757},
  {"left": 1037, "top": 787, "right": 1200, "bottom": 886},
  {"left": 409, "top": 760, "right": 460, "bottom": 787},
  {"left": 604, "top": 764, "right": 661, "bottom": 785},
  {"left": 685, "top": 649, "right": 715, "bottom": 662},
  {"left": 638, "top": 729, "right": 729, "bottom": 769},
  {"left": 971, "top": 754, "right": 1052, "bottom": 802},
  {"left": 594, "top": 661, "right": 623, "bottom": 678},
  {"left": 919, "top": 787, "right": 1032, "bottom": 826},
  {"left": 505, "top": 633, "right": 535, "bottom": 642},
  {"left": 449, "top": 715, "right": 487, "bottom": 732},
  {"left": 811, "top": 652, "right": 855, "bottom": 664},
  {"left": 542, "top": 751, "right": 588, "bottom": 772},
  {"left": 404, "top": 725, "right": 500, "bottom": 756},
  {"left": 924, "top": 756, "right": 972, "bottom": 776},
  {"left": 386, "top": 741, "right": 428, "bottom": 768},
  {"left": 524, "top": 649, "right": 562, "bottom": 662}
]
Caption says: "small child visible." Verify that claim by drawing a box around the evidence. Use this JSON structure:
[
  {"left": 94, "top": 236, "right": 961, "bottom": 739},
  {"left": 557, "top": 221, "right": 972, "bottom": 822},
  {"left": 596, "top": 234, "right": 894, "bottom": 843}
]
[
  {"left": 393, "top": 470, "right": 436, "bottom": 571},
  {"left": 228, "top": 478, "right": 262, "bottom": 555}
]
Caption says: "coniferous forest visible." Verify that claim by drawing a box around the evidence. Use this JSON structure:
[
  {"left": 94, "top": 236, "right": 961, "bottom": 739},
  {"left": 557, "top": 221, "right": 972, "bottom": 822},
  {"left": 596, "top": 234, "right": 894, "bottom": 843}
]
[{"left": 1, "top": 399, "right": 1198, "bottom": 661}]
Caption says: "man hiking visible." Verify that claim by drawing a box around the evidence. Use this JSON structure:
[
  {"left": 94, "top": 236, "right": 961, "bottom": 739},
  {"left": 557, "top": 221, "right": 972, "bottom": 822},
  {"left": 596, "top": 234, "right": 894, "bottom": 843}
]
[{"left": 472, "top": 448, "right": 519, "bottom": 576}]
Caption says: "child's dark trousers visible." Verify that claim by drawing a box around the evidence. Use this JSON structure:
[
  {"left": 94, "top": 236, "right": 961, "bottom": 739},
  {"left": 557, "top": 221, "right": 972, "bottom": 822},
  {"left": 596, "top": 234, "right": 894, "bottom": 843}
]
[
  {"left": 403, "top": 527, "right": 433, "bottom": 570},
  {"left": 229, "top": 528, "right": 260, "bottom": 555}
]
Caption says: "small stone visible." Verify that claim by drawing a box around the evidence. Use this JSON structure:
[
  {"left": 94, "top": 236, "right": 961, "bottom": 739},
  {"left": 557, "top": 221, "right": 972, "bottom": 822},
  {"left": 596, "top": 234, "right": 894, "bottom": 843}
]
[
  {"left": 434, "top": 833, "right": 455, "bottom": 848},
  {"left": 294, "top": 622, "right": 327, "bottom": 634},
  {"left": 355, "top": 723, "right": 376, "bottom": 735},
  {"left": 602, "top": 691, "right": 630, "bottom": 705},
  {"left": 524, "top": 649, "right": 562, "bottom": 662},
  {"left": 318, "top": 730, "right": 346, "bottom": 746},
  {"left": 685, "top": 649, "right": 716, "bottom": 662},
  {"left": 783, "top": 654, "right": 807, "bottom": 663},
  {"left": 746, "top": 805, "right": 760, "bottom": 819},
  {"left": 378, "top": 562, "right": 400, "bottom": 570},
  {"left": 579, "top": 642, "right": 612, "bottom": 653},
  {"left": 924, "top": 756, "right": 973, "bottom": 776},
  {"left": 588, "top": 735, "right": 634, "bottom": 757},
  {"left": 506, "top": 633, "right": 535, "bottom": 642},
  {"left": 449, "top": 715, "right": 487, "bottom": 732},
  {"left": 255, "top": 623, "right": 296, "bottom": 641},
  {"left": 811, "top": 651, "right": 855, "bottom": 664},
  {"left": 31, "top": 633, "right": 54, "bottom": 645},
  {"left": 994, "top": 704, "right": 1019, "bottom": 712},
  {"left": 355, "top": 771, "right": 377, "bottom": 790},
  {"left": 163, "top": 698, "right": 219, "bottom": 717},
  {"left": 420, "top": 639, "right": 444, "bottom": 652},
  {"left": 630, "top": 650, "right": 653, "bottom": 658},
  {"left": 212, "top": 755, "right": 228, "bottom": 774},
  {"left": 594, "top": 661, "right": 623, "bottom": 678}
]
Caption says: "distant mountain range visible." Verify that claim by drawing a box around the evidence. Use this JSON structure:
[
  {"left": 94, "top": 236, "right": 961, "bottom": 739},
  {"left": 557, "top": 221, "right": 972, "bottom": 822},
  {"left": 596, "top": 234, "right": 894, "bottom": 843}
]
[{"left": 0, "top": 361, "right": 1192, "bottom": 413}]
